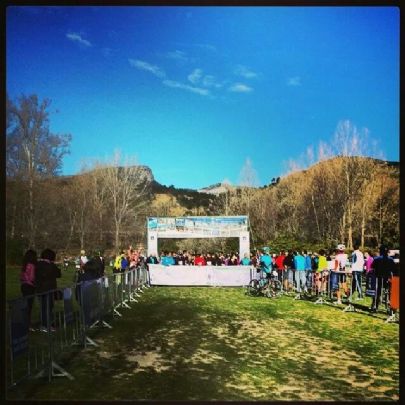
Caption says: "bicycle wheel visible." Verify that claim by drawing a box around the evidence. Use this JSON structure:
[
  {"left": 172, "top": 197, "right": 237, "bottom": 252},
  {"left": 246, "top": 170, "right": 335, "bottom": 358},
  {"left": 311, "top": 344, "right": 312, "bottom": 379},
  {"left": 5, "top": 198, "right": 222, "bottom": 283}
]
[
  {"left": 272, "top": 280, "right": 283, "bottom": 297},
  {"left": 247, "top": 279, "right": 260, "bottom": 296}
]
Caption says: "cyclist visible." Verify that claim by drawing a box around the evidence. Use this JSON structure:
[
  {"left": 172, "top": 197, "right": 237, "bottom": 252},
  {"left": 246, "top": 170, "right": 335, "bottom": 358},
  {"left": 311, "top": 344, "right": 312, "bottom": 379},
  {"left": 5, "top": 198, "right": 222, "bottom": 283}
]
[{"left": 259, "top": 247, "right": 273, "bottom": 279}]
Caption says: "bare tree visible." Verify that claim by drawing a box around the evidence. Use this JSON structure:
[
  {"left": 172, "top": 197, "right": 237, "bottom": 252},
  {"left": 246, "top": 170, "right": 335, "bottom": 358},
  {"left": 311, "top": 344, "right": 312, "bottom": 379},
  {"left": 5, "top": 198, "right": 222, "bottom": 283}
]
[
  {"left": 6, "top": 94, "right": 71, "bottom": 247},
  {"left": 102, "top": 150, "right": 151, "bottom": 250}
]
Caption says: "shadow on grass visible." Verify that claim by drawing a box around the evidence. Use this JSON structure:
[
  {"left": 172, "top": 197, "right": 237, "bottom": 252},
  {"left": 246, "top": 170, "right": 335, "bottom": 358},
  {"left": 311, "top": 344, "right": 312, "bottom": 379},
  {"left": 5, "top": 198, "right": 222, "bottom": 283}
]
[{"left": 6, "top": 287, "right": 399, "bottom": 401}]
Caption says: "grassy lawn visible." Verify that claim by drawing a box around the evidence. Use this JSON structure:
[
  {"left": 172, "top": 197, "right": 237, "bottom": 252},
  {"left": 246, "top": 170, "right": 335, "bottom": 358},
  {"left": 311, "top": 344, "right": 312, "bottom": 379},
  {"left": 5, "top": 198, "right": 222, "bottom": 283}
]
[{"left": 5, "top": 277, "right": 399, "bottom": 401}]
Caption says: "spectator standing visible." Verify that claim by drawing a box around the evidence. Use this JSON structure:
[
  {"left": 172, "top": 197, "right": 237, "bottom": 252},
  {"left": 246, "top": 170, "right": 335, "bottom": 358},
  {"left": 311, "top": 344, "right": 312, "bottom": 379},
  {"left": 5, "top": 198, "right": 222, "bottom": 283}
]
[
  {"left": 275, "top": 251, "right": 286, "bottom": 286},
  {"left": 316, "top": 249, "right": 328, "bottom": 294},
  {"left": 294, "top": 251, "right": 307, "bottom": 299},
  {"left": 351, "top": 244, "right": 365, "bottom": 300},
  {"left": 92, "top": 250, "right": 105, "bottom": 278},
  {"left": 303, "top": 250, "right": 313, "bottom": 292},
  {"left": 113, "top": 252, "right": 124, "bottom": 274},
  {"left": 241, "top": 253, "right": 251, "bottom": 265},
  {"left": 35, "top": 249, "right": 61, "bottom": 332},
  {"left": 259, "top": 247, "right": 272, "bottom": 278},
  {"left": 211, "top": 253, "right": 222, "bottom": 266},
  {"left": 194, "top": 253, "right": 206, "bottom": 266},
  {"left": 20, "top": 249, "right": 37, "bottom": 331},
  {"left": 120, "top": 252, "right": 129, "bottom": 272},
  {"left": 146, "top": 252, "right": 159, "bottom": 265},
  {"left": 161, "top": 251, "right": 174, "bottom": 266},
  {"left": 177, "top": 251, "right": 185, "bottom": 265},
  {"left": 129, "top": 249, "right": 139, "bottom": 269},
  {"left": 370, "top": 245, "right": 396, "bottom": 312},
  {"left": 364, "top": 251, "right": 374, "bottom": 273},
  {"left": 75, "top": 257, "right": 103, "bottom": 305},
  {"left": 334, "top": 244, "right": 348, "bottom": 305},
  {"left": 80, "top": 250, "right": 88, "bottom": 271},
  {"left": 283, "top": 251, "right": 295, "bottom": 293},
  {"left": 229, "top": 252, "right": 239, "bottom": 266}
]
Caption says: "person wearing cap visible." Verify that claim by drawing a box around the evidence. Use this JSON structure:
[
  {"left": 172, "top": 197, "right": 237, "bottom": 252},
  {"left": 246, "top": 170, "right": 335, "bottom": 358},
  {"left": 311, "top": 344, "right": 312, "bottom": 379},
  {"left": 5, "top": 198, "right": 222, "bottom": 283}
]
[
  {"left": 333, "top": 244, "right": 348, "bottom": 305},
  {"left": 370, "top": 245, "right": 396, "bottom": 312},
  {"left": 259, "top": 247, "right": 272, "bottom": 279}
]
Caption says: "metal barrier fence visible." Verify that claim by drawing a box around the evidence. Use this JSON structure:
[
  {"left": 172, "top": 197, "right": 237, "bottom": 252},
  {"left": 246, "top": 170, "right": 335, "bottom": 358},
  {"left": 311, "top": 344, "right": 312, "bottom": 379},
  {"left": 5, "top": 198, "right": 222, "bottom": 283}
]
[
  {"left": 6, "top": 265, "right": 150, "bottom": 390},
  {"left": 252, "top": 266, "right": 399, "bottom": 321}
]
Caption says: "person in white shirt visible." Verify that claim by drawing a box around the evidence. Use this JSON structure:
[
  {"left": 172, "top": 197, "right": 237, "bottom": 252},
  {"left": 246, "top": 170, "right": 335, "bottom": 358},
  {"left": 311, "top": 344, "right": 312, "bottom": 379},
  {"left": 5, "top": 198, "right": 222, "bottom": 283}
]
[
  {"left": 334, "top": 244, "right": 348, "bottom": 305},
  {"left": 80, "top": 250, "right": 88, "bottom": 272},
  {"left": 351, "top": 244, "right": 365, "bottom": 300}
]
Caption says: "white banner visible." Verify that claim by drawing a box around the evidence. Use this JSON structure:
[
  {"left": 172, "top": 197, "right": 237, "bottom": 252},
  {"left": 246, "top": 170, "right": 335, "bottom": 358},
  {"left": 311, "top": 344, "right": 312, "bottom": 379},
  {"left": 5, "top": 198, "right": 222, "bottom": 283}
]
[{"left": 148, "top": 264, "right": 254, "bottom": 286}]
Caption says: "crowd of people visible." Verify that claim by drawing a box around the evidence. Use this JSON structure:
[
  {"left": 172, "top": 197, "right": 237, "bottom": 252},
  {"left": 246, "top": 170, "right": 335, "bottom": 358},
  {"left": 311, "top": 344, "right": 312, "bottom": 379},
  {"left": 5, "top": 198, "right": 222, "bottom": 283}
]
[
  {"left": 139, "top": 244, "right": 399, "bottom": 313},
  {"left": 19, "top": 248, "right": 107, "bottom": 332},
  {"left": 18, "top": 243, "right": 399, "bottom": 331}
]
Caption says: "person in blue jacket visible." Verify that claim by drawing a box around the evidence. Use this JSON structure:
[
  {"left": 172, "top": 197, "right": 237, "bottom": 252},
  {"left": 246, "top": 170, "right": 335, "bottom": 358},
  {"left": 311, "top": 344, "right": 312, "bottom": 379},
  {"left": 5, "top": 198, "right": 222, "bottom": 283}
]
[
  {"left": 294, "top": 251, "right": 306, "bottom": 299},
  {"left": 259, "top": 247, "right": 272, "bottom": 278}
]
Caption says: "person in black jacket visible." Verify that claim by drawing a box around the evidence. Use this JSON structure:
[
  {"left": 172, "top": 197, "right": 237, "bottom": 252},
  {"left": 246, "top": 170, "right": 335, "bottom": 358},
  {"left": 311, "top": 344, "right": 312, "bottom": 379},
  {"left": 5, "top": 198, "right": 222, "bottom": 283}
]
[
  {"left": 92, "top": 250, "right": 105, "bottom": 278},
  {"left": 283, "top": 251, "right": 295, "bottom": 293},
  {"left": 75, "top": 258, "right": 102, "bottom": 305},
  {"left": 35, "top": 249, "right": 61, "bottom": 332},
  {"left": 370, "top": 245, "right": 396, "bottom": 312}
]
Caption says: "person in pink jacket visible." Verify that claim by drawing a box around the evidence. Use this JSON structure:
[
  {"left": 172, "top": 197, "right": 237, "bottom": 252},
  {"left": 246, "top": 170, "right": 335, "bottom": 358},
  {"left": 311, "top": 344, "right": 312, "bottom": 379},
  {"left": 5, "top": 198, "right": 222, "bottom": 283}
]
[
  {"left": 364, "top": 251, "right": 374, "bottom": 273},
  {"left": 20, "top": 249, "right": 37, "bottom": 331}
]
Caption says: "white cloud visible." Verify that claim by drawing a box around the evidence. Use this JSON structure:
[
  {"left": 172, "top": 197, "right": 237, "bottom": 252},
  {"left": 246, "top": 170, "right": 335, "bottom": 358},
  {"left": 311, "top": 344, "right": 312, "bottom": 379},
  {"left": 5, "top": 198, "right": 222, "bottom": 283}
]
[
  {"left": 66, "top": 32, "right": 92, "bottom": 47},
  {"left": 202, "top": 75, "right": 222, "bottom": 88},
  {"left": 166, "top": 50, "right": 189, "bottom": 62},
  {"left": 287, "top": 76, "right": 301, "bottom": 86},
  {"left": 188, "top": 68, "right": 203, "bottom": 84},
  {"left": 229, "top": 83, "right": 253, "bottom": 93},
  {"left": 129, "top": 59, "right": 166, "bottom": 78},
  {"left": 235, "top": 65, "right": 258, "bottom": 79},
  {"left": 163, "top": 80, "right": 209, "bottom": 96}
]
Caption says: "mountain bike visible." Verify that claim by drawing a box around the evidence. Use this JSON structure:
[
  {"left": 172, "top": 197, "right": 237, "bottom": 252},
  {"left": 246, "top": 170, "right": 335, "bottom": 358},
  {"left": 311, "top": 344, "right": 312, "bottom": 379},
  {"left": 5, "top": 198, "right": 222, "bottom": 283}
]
[{"left": 247, "top": 271, "right": 282, "bottom": 298}]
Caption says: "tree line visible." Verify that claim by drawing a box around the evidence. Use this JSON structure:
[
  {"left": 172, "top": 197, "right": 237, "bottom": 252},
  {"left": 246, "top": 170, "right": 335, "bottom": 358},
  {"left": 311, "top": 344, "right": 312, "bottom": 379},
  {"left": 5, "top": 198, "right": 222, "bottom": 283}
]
[{"left": 6, "top": 94, "right": 399, "bottom": 262}]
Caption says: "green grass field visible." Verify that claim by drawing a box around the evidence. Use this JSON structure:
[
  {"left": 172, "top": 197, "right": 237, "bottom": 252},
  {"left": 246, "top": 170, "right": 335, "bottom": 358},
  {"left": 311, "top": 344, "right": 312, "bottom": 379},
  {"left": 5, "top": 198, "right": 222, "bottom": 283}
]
[{"left": 6, "top": 268, "right": 399, "bottom": 401}]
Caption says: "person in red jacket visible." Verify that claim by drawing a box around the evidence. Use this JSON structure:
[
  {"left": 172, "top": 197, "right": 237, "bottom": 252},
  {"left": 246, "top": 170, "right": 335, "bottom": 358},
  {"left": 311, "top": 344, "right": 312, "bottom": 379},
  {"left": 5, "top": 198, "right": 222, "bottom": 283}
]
[
  {"left": 275, "top": 250, "right": 286, "bottom": 284},
  {"left": 194, "top": 253, "right": 206, "bottom": 266}
]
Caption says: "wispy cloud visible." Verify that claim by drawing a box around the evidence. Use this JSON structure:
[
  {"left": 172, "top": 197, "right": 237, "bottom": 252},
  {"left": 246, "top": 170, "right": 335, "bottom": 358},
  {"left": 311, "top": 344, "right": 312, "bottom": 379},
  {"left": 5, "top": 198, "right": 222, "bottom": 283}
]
[
  {"left": 166, "top": 50, "right": 189, "bottom": 62},
  {"left": 129, "top": 59, "right": 166, "bottom": 78},
  {"left": 235, "top": 65, "right": 258, "bottom": 79},
  {"left": 66, "top": 32, "right": 92, "bottom": 47},
  {"left": 188, "top": 68, "right": 203, "bottom": 84},
  {"left": 187, "top": 69, "right": 222, "bottom": 89},
  {"left": 202, "top": 75, "right": 222, "bottom": 88},
  {"left": 163, "top": 80, "right": 209, "bottom": 96},
  {"left": 287, "top": 76, "right": 301, "bottom": 86},
  {"left": 229, "top": 83, "right": 253, "bottom": 93}
]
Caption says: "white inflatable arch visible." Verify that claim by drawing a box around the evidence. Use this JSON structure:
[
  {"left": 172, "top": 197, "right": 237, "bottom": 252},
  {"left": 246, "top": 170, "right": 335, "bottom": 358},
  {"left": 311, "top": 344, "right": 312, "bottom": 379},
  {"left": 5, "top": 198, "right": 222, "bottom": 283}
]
[{"left": 147, "top": 216, "right": 250, "bottom": 258}]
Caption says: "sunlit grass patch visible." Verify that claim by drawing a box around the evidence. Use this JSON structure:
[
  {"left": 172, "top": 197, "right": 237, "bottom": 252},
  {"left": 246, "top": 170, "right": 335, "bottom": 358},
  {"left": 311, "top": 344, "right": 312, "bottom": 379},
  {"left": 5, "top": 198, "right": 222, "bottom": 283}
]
[{"left": 6, "top": 286, "right": 399, "bottom": 401}]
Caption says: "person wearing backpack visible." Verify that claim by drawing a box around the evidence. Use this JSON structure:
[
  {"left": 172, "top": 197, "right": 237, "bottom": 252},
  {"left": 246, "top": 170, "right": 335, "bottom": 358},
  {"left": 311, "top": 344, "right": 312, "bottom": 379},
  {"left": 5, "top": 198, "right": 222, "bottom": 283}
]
[{"left": 351, "top": 243, "right": 365, "bottom": 300}]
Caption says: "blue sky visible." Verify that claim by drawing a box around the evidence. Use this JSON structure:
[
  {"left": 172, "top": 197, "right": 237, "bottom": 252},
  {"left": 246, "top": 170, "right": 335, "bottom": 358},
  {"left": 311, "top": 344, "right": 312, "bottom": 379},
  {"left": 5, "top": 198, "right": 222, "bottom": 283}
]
[{"left": 7, "top": 6, "right": 399, "bottom": 189}]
